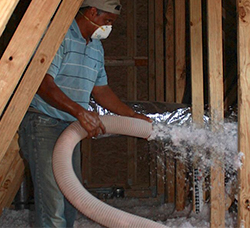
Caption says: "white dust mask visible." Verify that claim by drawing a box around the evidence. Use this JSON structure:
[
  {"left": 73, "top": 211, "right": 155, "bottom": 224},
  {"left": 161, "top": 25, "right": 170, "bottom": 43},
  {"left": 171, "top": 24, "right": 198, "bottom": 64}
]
[
  {"left": 83, "top": 15, "right": 112, "bottom": 40},
  {"left": 91, "top": 25, "right": 112, "bottom": 39}
]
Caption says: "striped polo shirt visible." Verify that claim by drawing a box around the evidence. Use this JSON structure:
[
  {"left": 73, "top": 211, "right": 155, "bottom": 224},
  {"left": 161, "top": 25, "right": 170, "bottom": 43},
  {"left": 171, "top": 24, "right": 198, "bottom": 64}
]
[{"left": 31, "top": 19, "right": 108, "bottom": 121}]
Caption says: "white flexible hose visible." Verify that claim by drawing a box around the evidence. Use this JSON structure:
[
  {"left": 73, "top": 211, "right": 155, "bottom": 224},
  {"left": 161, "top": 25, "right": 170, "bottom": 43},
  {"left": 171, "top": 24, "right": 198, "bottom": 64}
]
[{"left": 53, "top": 115, "right": 167, "bottom": 228}]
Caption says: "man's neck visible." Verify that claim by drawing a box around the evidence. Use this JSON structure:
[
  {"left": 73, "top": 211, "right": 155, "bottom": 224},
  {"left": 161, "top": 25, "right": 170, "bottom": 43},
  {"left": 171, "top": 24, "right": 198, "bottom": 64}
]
[{"left": 76, "top": 16, "right": 91, "bottom": 43}]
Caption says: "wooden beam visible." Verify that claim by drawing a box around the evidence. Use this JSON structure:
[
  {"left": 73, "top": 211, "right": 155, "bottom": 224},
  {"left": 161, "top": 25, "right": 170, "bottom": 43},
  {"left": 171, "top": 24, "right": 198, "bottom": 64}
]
[
  {"left": 155, "top": 0, "right": 166, "bottom": 203},
  {"left": 0, "top": 134, "right": 24, "bottom": 213},
  {"left": 0, "top": 134, "right": 20, "bottom": 185},
  {"left": 207, "top": 1, "right": 225, "bottom": 227},
  {"left": 149, "top": 144, "right": 157, "bottom": 198},
  {"left": 0, "top": 0, "right": 62, "bottom": 116},
  {"left": 0, "top": 0, "right": 84, "bottom": 162},
  {"left": 125, "top": 188, "right": 153, "bottom": 198},
  {"left": 175, "top": 160, "right": 186, "bottom": 210},
  {"left": 237, "top": 0, "right": 250, "bottom": 227},
  {"left": 127, "top": 0, "right": 137, "bottom": 101},
  {"left": 104, "top": 57, "right": 148, "bottom": 67},
  {"left": 127, "top": 0, "right": 137, "bottom": 187},
  {"left": 0, "top": 0, "right": 20, "bottom": 37},
  {"left": 175, "top": 0, "right": 186, "bottom": 103},
  {"left": 166, "top": 155, "right": 175, "bottom": 203},
  {"left": 155, "top": 0, "right": 165, "bottom": 102},
  {"left": 0, "top": 157, "right": 24, "bottom": 213},
  {"left": 165, "top": 0, "right": 175, "bottom": 103},
  {"left": 190, "top": 0, "right": 205, "bottom": 214},
  {"left": 165, "top": 0, "right": 176, "bottom": 204},
  {"left": 148, "top": 0, "right": 157, "bottom": 197},
  {"left": 175, "top": 0, "right": 186, "bottom": 211},
  {"left": 148, "top": 0, "right": 156, "bottom": 101},
  {"left": 190, "top": 0, "right": 204, "bottom": 123}
]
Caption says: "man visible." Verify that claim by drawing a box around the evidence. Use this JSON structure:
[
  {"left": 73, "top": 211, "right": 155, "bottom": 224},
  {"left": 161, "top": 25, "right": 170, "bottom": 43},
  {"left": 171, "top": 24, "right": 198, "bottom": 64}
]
[{"left": 18, "top": 0, "right": 150, "bottom": 227}]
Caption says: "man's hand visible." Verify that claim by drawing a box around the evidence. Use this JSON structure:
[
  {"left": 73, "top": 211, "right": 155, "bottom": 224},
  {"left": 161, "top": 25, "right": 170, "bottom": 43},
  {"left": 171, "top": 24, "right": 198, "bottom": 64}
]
[
  {"left": 75, "top": 110, "right": 106, "bottom": 138},
  {"left": 37, "top": 74, "right": 106, "bottom": 138}
]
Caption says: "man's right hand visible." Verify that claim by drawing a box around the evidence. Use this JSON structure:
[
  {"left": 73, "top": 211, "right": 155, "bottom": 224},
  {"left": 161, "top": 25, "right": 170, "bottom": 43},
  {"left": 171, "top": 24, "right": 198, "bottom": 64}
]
[
  {"left": 76, "top": 110, "right": 106, "bottom": 138},
  {"left": 37, "top": 74, "right": 106, "bottom": 138}
]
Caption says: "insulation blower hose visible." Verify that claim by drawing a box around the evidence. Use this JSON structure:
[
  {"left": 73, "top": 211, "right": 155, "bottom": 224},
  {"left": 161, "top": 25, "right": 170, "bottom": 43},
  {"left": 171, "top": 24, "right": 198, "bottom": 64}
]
[{"left": 53, "top": 115, "right": 167, "bottom": 228}]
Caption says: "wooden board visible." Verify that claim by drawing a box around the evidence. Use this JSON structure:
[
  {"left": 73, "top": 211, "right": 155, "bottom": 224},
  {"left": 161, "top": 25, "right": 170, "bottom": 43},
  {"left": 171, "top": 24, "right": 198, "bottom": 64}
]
[
  {"left": 207, "top": 1, "right": 225, "bottom": 227},
  {"left": 155, "top": 0, "right": 166, "bottom": 203},
  {"left": 237, "top": 0, "right": 250, "bottom": 227},
  {"left": 155, "top": 0, "right": 165, "bottom": 102},
  {"left": 190, "top": 0, "right": 205, "bottom": 214},
  {"left": 0, "top": 0, "right": 20, "bottom": 37},
  {"left": 175, "top": 0, "right": 186, "bottom": 211},
  {"left": 165, "top": 0, "right": 175, "bottom": 103},
  {"left": 175, "top": 0, "right": 186, "bottom": 103},
  {"left": 166, "top": 154, "right": 175, "bottom": 203},
  {"left": 0, "top": 0, "right": 84, "bottom": 163},
  {"left": 148, "top": 0, "right": 156, "bottom": 101},
  {"left": 147, "top": 0, "right": 157, "bottom": 197},
  {"left": 127, "top": 0, "right": 138, "bottom": 187},
  {"left": 0, "top": 134, "right": 24, "bottom": 214},
  {"left": 0, "top": 0, "right": 62, "bottom": 116},
  {"left": 104, "top": 57, "right": 148, "bottom": 67},
  {"left": 0, "top": 134, "right": 20, "bottom": 185},
  {"left": 0, "top": 157, "right": 24, "bottom": 213},
  {"left": 190, "top": 0, "right": 204, "bottom": 122},
  {"left": 175, "top": 161, "right": 186, "bottom": 210}
]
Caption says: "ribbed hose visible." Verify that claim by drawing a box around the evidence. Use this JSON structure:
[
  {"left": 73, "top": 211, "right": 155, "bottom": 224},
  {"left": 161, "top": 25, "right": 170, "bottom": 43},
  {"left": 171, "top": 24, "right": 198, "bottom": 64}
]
[{"left": 53, "top": 115, "right": 167, "bottom": 228}]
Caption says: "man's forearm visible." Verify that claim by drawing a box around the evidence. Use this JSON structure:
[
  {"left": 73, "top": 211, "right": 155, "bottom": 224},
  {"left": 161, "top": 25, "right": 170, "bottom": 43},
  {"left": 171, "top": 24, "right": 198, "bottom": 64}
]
[{"left": 92, "top": 85, "right": 135, "bottom": 116}]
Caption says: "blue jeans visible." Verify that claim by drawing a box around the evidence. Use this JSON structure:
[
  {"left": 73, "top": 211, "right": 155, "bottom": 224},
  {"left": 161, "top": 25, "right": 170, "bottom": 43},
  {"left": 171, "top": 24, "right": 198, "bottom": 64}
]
[{"left": 18, "top": 112, "right": 82, "bottom": 228}]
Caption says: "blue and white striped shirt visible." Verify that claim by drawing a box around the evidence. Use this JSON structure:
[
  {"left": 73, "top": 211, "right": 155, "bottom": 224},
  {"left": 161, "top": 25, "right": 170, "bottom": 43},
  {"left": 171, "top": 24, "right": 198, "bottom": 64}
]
[{"left": 31, "top": 19, "right": 108, "bottom": 121}]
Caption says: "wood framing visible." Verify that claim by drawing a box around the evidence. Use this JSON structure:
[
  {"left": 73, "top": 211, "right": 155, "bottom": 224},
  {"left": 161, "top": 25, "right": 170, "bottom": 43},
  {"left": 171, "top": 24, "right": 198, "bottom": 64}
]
[
  {"left": 0, "top": 1, "right": 247, "bottom": 226},
  {"left": 127, "top": 0, "right": 138, "bottom": 187},
  {"left": 165, "top": 0, "right": 176, "bottom": 204},
  {"left": 0, "top": 134, "right": 24, "bottom": 214},
  {"left": 0, "top": 0, "right": 20, "bottom": 37},
  {"left": 175, "top": 0, "right": 186, "bottom": 103},
  {"left": 165, "top": 0, "right": 175, "bottom": 103},
  {"left": 237, "top": 0, "right": 250, "bottom": 227},
  {"left": 0, "top": 0, "right": 62, "bottom": 116},
  {"left": 190, "top": 0, "right": 204, "bottom": 121},
  {"left": 207, "top": 1, "right": 225, "bottom": 227},
  {"left": 155, "top": 0, "right": 166, "bottom": 202},
  {"left": 190, "top": 0, "right": 205, "bottom": 214},
  {"left": 148, "top": 0, "right": 156, "bottom": 101},
  {"left": 0, "top": 0, "right": 84, "bottom": 163},
  {"left": 155, "top": 0, "right": 165, "bottom": 102},
  {"left": 0, "top": 0, "right": 83, "bottom": 212},
  {"left": 174, "top": 0, "right": 186, "bottom": 211}
]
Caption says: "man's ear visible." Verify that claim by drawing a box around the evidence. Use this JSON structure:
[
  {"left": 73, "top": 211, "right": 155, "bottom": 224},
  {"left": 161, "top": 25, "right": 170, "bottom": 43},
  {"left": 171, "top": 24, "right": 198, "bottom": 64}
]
[{"left": 89, "top": 7, "right": 98, "bottom": 18}]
